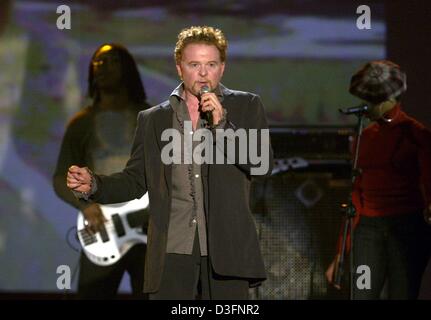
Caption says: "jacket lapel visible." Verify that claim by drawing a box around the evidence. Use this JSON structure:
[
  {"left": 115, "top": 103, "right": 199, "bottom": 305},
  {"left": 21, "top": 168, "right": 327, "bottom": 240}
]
[
  {"left": 154, "top": 101, "right": 173, "bottom": 195},
  {"left": 219, "top": 83, "right": 234, "bottom": 115},
  {"left": 153, "top": 84, "right": 233, "bottom": 195}
]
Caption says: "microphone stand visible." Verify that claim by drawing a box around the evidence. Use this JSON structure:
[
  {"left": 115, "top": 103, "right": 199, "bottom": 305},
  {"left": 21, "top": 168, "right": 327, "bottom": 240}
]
[{"left": 334, "top": 108, "right": 367, "bottom": 300}]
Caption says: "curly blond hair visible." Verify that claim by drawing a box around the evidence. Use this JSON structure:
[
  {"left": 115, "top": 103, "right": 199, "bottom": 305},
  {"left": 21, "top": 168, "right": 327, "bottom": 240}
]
[{"left": 174, "top": 26, "right": 228, "bottom": 64}]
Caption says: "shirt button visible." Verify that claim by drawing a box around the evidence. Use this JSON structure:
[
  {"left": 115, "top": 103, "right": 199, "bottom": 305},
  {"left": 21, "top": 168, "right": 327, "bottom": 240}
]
[
  {"left": 192, "top": 218, "right": 197, "bottom": 224},
  {"left": 195, "top": 174, "right": 199, "bottom": 178},
  {"left": 189, "top": 131, "right": 193, "bottom": 135}
]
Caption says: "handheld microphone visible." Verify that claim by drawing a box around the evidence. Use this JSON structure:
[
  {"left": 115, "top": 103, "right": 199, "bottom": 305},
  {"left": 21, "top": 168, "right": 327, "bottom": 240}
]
[
  {"left": 200, "top": 85, "right": 211, "bottom": 95},
  {"left": 199, "top": 85, "right": 213, "bottom": 126},
  {"left": 339, "top": 104, "right": 369, "bottom": 115}
]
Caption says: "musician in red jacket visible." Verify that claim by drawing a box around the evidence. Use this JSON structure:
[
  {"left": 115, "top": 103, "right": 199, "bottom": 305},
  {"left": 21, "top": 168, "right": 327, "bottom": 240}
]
[{"left": 326, "top": 60, "right": 431, "bottom": 299}]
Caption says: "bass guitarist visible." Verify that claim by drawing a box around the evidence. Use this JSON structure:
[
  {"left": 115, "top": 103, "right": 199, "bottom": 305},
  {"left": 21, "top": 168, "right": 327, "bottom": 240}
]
[{"left": 53, "top": 43, "right": 150, "bottom": 299}]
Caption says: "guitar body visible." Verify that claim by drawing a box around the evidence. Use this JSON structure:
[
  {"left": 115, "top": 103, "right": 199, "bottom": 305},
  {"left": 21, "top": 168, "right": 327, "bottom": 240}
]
[{"left": 77, "top": 194, "right": 149, "bottom": 266}]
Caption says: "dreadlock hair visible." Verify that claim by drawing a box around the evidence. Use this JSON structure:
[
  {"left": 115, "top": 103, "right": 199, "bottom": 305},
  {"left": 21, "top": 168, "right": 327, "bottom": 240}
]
[{"left": 88, "top": 43, "right": 147, "bottom": 108}]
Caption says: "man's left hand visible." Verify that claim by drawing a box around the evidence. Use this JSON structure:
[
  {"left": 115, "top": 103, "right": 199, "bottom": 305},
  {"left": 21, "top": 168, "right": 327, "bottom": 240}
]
[{"left": 200, "top": 92, "right": 223, "bottom": 126}]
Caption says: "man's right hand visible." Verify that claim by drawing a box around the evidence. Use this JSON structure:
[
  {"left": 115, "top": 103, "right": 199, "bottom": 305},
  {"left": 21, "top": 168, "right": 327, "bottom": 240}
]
[
  {"left": 82, "top": 203, "right": 107, "bottom": 233},
  {"left": 67, "top": 165, "right": 92, "bottom": 194},
  {"left": 325, "top": 254, "right": 341, "bottom": 290}
]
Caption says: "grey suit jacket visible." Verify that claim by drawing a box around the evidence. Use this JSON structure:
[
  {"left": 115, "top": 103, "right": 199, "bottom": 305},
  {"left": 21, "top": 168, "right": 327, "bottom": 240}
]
[{"left": 92, "top": 84, "right": 274, "bottom": 293}]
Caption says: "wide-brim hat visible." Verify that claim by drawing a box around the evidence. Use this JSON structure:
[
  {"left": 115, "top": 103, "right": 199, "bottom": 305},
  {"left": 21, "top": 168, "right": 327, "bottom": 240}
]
[{"left": 349, "top": 60, "right": 407, "bottom": 104}]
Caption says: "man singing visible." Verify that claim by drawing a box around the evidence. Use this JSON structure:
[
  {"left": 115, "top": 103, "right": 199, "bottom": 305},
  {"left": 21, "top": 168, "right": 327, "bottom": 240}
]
[{"left": 66, "top": 26, "right": 273, "bottom": 300}]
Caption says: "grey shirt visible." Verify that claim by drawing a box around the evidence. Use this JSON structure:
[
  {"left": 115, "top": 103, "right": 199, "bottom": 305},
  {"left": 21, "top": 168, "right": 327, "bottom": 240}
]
[{"left": 166, "top": 84, "right": 209, "bottom": 255}]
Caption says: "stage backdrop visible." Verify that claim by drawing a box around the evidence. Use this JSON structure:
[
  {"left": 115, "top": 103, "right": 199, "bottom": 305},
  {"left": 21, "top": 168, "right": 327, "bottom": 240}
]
[{"left": 0, "top": 0, "right": 385, "bottom": 294}]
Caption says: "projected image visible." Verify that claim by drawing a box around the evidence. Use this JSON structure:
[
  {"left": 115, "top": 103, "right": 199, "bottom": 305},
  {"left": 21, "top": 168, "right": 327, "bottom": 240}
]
[{"left": 0, "top": 0, "right": 385, "bottom": 295}]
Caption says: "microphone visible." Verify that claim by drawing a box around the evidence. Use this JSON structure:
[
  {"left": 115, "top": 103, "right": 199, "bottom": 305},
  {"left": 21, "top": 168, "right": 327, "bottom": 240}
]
[
  {"left": 199, "top": 85, "right": 213, "bottom": 126},
  {"left": 338, "top": 103, "right": 369, "bottom": 115},
  {"left": 200, "top": 85, "right": 211, "bottom": 95}
]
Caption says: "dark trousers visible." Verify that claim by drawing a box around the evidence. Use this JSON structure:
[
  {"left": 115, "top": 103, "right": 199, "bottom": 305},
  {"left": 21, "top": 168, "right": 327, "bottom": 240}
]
[
  {"left": 149, "top": 234, "right": 249, "bottom": 300},
  {"left": 77, "top": 243, "right": 147, "bottom": 299},
  {"left": 353, "top": 214, "right": 431, "bottom": 300},
  {"left": 419, "top": 256, "right": 431, "bottom": 299}
]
